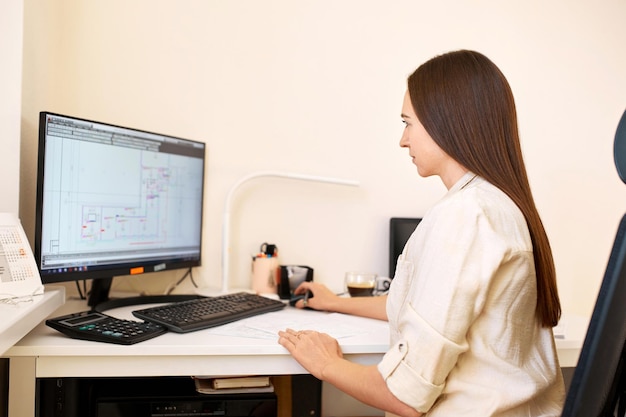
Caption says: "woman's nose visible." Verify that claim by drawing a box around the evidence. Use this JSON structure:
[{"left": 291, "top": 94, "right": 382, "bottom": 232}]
[{"left": 399, "top": 131, "right": 408, "bottom": 148}]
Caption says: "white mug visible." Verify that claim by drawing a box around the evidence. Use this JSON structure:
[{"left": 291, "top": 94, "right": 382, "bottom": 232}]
[{"left": 374, "top": 276, "right": 392, "bottom": 295}]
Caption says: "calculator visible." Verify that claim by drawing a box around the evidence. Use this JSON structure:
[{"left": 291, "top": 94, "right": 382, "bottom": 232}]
[{"left": 46, "top": 311, "right": 168, "bottom": 345}]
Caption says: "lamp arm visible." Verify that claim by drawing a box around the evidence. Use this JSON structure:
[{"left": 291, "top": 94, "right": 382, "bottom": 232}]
[{"left": 220, "top": 171, "right": 359, "bottom": 293}]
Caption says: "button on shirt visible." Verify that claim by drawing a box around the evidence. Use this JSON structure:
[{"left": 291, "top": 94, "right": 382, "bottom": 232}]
[{"left": 378, "top": 173, "right": 565, "bottom": 416}]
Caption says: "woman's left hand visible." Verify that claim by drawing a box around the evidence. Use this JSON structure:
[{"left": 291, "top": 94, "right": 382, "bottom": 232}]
[{"left": 278, "top": 328, "right": 343, "bottom": 379}]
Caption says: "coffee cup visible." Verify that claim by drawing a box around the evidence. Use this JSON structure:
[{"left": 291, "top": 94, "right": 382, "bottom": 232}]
[
  {"left": 345, "top": 272, "right": 375, "bottom": 297},
  {"left": 345, "top": 272, "right": 391, "bottom": 297}
]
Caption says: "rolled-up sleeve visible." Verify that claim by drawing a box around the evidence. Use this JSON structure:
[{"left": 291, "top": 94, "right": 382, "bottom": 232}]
[
  {"left": 378, "top": 339, "right": 446, "bottom": 412},
  {"left": 377, "top": 299, "right": 469, "bottom": 411}
]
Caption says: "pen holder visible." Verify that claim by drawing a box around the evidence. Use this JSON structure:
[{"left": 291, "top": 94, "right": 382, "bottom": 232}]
[
  {"left": 252, "top": 256, "right": 279, "bottom": 294},
  {"left": 277, "top": 265, "right": 314, "bottom": 299}
]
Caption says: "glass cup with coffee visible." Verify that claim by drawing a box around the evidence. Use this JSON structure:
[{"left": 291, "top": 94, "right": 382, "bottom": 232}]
[{"left": 345, "top": 272, "right": 378, "bottom": 297}]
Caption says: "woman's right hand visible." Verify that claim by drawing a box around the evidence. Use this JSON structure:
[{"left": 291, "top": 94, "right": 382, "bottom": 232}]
[
  {"left": 292, "top": 281, "right": 340, "bottom": 311},
  {"left": 292, "top": 280, "right": 388, "bottom": 321}
]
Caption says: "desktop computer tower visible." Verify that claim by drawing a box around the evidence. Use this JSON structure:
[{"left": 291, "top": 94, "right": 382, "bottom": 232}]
[
  {"left": 95, "top": 393, "right": 277, "bottom": 416},
  {"left": 37, "top": 376, "right": 277, "bottom": 417}
]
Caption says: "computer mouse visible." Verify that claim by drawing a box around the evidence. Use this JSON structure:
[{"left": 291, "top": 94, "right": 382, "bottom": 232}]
[{"left": 289, "top": 292, "right": 313, "bottom": 309}]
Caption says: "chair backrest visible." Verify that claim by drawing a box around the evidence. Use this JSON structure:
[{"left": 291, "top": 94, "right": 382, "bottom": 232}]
[
  {"left": 614, "top": 109, "right": 626, "bottom": 185},
  {"left": 561, "top": 109, "right": 626, "bottom": 417}
]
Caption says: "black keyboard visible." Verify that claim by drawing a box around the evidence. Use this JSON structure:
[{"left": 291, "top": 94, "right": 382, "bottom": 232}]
[{"left": 132, "top": 292, "right": 286, "bottom": 333}]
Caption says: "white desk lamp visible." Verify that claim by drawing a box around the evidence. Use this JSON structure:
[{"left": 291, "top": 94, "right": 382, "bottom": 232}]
[{"left": 221, "top": 170, "right": 360, "bottom": 293}]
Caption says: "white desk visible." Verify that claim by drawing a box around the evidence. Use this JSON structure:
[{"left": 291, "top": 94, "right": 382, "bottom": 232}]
[
  {"left": 554, "top": 314, "right": 590, "bottom": 368},
  {"left": 4, "top": 297, "right": 390, "bottom": 417},
  {"left": 4, "top": 296, "right": 587, "bottom": 417},
  {"left": 0, "top": 286, "right": 65, "bottom": 356}
]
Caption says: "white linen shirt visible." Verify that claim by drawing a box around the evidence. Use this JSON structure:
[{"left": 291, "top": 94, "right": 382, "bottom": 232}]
[{"left": 377, "top": 172, "right": 565, "bottom": 416}]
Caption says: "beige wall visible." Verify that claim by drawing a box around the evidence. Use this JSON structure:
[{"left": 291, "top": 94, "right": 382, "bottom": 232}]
[
  {"left": 19, "top": 0, "right": 626, "bottom": 318},
  {"left": 1, "top": 0, "right": 22, "bottom": 215}
]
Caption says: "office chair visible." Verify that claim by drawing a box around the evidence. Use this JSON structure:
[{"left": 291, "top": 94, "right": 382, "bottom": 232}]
[{"left": 560, "top": 108, "right": 626, "bottom": 417}]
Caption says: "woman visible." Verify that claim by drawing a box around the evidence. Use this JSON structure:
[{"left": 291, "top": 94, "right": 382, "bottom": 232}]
[{"left": 278, "top": 50, "right": 565, "bottom": 417}]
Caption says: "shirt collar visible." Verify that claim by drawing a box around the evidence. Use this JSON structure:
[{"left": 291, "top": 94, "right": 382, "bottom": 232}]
[{"left": 448, "top": 171, "right": 478, "bottom": 193}]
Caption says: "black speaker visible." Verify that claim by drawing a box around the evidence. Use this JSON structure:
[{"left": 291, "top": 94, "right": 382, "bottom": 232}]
[{"left": 291, "top": 374, "right": 321, "bottom": 417}]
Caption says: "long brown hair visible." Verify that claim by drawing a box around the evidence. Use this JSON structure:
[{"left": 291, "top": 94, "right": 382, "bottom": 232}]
[{"left": 408, "top": 50, "right": 561, "bottom": 327}]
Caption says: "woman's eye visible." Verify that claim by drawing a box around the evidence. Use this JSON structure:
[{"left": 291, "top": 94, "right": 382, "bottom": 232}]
[{"left": 401, "top": 120, "right": 408, "bottom": 127}]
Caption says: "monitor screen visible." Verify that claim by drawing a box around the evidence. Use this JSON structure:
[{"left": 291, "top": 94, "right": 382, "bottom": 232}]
[
  {"left": 389, "top": 217, "right": 421, "bottom": 278},
  {"left": 35, "top": 112, "right": 205, "bottom": 307}
]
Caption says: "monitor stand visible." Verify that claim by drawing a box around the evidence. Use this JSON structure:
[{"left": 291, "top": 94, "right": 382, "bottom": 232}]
[{"left": 88, "top": 277, "right": 203, "bottom": 313}]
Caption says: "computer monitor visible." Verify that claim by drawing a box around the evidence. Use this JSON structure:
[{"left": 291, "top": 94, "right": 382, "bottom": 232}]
[
  {"left": 389, "top": 217, "right": 422, "bottom": 278},
  {"left": 34, "top": 112, "right": 206, "bottom": 309}
]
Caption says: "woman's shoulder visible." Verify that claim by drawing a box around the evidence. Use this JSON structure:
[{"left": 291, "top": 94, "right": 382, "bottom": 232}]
[
  {"left": 442, "top": 176, "right": 522, "bottom": 217},
  {"left": 423, "top": 177, "right": 531, "bottom": 245}
]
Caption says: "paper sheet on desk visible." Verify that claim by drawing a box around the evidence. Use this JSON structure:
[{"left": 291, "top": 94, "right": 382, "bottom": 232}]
[{"left": 204, "top": 311, "right": 387, "bottom": 340}]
